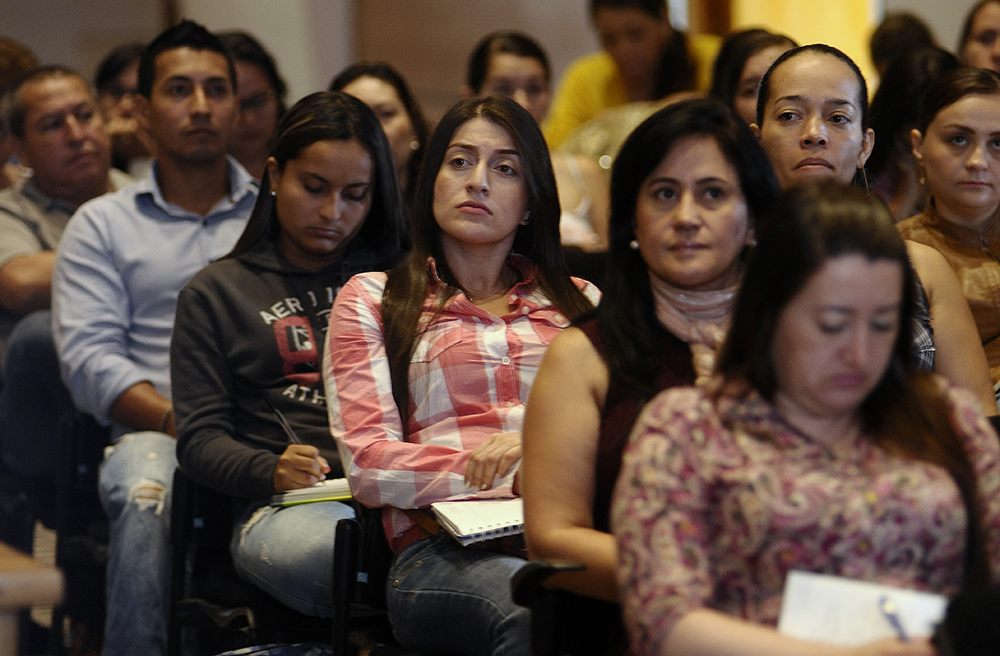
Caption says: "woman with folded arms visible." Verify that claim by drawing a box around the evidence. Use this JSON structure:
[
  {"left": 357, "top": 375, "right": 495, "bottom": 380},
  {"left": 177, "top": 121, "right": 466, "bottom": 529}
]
[
  {"left": 172, "top": 91, "right": 405, "bottom": 616},
  {"left": 324, "top": 96, "right": 597, "bottom": 656},
  {"left": 613, "top": 182, "right": 1000, "bottom": 656}
]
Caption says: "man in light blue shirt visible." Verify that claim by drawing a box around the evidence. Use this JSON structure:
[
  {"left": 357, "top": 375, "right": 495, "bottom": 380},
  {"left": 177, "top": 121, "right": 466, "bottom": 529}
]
[{"left": 52, "top": 21, "right": 257, "bottom": 656}]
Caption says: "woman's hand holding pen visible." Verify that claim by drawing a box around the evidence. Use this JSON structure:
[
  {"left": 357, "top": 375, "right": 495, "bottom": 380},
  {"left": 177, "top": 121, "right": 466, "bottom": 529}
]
[{"left": 273, "top": 444, "right": 330, "bottom": 492}]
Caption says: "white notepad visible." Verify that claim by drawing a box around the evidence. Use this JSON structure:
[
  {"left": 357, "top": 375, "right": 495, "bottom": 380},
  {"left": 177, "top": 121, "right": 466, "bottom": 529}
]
[
  {"left": 778, "top": 571, "right": 947, "bottom": 645},
  {"left": 269, "top": 478, "right": 352, "bottom": 507},
  {"left": 431, "top": 498, "right": 524, "bottom": 546}
]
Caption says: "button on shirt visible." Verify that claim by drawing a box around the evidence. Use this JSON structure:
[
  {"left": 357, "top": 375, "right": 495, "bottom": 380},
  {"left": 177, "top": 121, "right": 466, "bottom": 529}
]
[
  {"left": 52, "top": 158, "right": 258, "bottom": 439},
  {"left": 324, "top": 255, "right": 599, "bottom": 551}
]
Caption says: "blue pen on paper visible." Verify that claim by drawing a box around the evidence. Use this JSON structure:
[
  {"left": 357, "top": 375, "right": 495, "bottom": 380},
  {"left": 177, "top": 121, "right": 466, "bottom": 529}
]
[{"left": 879, "top": 595, "right": 908, "bottom": 641}]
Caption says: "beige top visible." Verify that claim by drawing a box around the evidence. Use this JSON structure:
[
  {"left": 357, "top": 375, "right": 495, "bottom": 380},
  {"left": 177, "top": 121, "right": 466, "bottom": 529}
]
[{"left": 898, "top": 203, "right": 1000, "bottom": 383}]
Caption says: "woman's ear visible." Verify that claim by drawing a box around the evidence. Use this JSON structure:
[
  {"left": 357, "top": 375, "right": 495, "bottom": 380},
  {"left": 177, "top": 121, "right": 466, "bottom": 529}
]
[
  {"left": 910, "top": 128, "right": 925, "bottom": 163},
  {"left": 266, "top": 157, "right": 281, "bottom": 192},
  {"left": 857, "top": 128, "right": 875, "bottom": 169}
]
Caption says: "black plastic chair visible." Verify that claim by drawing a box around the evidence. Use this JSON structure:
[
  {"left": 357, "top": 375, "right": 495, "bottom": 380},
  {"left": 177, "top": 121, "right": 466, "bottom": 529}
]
[
  {"left": 51, "top": 411, "right": 112, "bottom": 656},
  {"left": 167, "top": 469, "right": 335, "bottom": 655},
  {"left": 511, "top": 560, "right": 629, "bottom": 656}
]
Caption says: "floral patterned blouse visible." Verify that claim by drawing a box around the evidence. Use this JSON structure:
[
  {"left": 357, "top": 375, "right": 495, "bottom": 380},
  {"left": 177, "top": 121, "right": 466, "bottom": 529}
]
[{"left": 611, "top": 378, "right": 1000, "bottom": 655}]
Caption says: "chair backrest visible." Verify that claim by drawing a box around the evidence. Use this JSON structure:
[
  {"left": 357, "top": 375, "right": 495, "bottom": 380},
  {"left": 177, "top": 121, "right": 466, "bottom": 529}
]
[{"left": 53, "top": 411, "right": 112, "bottom": 651}]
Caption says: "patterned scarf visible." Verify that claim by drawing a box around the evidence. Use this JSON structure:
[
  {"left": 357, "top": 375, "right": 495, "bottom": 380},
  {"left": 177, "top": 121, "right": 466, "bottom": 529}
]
[{"left": 649, "top": 274, "right": 739, "bottom": 386}]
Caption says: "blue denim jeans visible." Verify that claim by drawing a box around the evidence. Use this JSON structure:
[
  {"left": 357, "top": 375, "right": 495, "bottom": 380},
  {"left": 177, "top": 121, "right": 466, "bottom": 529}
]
[
  {"left": 386, "top": 534, "right": 529, "bottom": 656},
  {"left": 231, "top": 498, "right": 355, "bottom": 616},
  {"left": 98, "top": 431, "right": 177, "bottom": 656}
]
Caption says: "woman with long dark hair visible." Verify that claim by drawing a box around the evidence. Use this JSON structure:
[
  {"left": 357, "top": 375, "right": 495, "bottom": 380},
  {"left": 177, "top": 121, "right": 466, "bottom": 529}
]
[
  {"left": 522, "top": 97, "right": 779, "bottom": 654},
  {"left": 330, "top": 61, "right": 429, "bottom": 210},
  {"left": 959, "top": 0, "right": 1000, "bottom": 74},
  {"left": 324, "top": 95, "right": 597, "bottom": 655},
  {"left": 709, "top": 28, "right": 796, "bottom": 126},
  {"left": 171, "top": 91, "right": 405, "bottom": 616},
  {"left": 614, "top": 182, "right": 1000, "bottom": 656}
]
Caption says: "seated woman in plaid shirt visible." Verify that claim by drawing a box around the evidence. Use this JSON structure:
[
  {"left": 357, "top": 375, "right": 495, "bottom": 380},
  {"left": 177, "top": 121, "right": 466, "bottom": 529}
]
[{"left": 323, "top": 95, "right": 598, "bottom": 656}]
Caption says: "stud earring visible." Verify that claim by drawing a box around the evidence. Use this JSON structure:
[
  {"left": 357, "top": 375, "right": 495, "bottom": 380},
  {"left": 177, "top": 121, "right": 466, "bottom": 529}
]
[
  {"left": 410, "top": 139, "right": 420, "bottom": 151},
  {"left": 629, "top": 239, "right": 639, "bottom": 250},
  {"left": 271, "top": 190, "right": 276, "bottom": 197}
]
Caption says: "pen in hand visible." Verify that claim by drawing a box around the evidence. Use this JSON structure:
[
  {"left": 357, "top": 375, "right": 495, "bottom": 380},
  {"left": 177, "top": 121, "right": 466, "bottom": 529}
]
[
  {"left": 263, "top": 393, "right": 329, "bottom": 490},
  {"left": 879, "top": 595, "right": 908, "bottom": 642},
  {"left": 263, "top": 393, "right": 302, "bottom": 445}
]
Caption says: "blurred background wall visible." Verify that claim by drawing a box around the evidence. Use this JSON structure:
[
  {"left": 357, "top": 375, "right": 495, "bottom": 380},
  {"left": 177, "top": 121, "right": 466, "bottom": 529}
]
[{"left": 0, "top": 0, "right": 981, "bottom": 121}]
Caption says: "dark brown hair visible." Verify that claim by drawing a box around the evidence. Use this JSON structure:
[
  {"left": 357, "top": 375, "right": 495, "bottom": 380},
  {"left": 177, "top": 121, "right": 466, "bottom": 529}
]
[
  {"left": 137, "top": 20, "right": 236, "bottom": 98},
  {"left": 599, "top": 97, "right": 779, "bottom": 400},
  {"left": 756, "top": 44, "right": 869, "bottom": 130},
  {"left": 916, "top": 66, "right": 1000, "bottom": 133},
  {"left": 959, "top": 0, "right": 1000, "bottom": 58},
  {"left": 710, "top": 28, "right": 796, "bottom": 112},
  {"left": 330, "top": 61, "right": 429, "bottom": 211},
  {"left": 718, "top": 182, "right": 989, "bottom": 587},
  {"left": 227, "top": 91, "right": 405, "bottom": 266},
  {"left": 589, "top": 0, "right": 695, "bottom": 98},
  {"left": 381, "top": 96, "right": 593, "bottom": 425}
]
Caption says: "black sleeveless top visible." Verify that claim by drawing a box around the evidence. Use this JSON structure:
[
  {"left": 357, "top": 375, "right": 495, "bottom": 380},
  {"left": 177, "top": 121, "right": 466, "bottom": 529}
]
[
  {"left": 578, "top": 317, "right": 696, "bottom": 532},
  {"left": 558, "top": 318, "right": 694, "bottom": 656}
]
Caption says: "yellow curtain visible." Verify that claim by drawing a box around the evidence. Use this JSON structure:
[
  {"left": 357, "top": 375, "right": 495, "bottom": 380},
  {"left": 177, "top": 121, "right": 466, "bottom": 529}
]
[{"left": 729, "top": 0, "right": 880, "bottom": 88}]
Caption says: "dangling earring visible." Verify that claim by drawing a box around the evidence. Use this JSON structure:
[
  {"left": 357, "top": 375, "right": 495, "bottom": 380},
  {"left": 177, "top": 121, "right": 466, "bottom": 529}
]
[{"left": 629, "top": 239, "right": 639, "bottom": 250}]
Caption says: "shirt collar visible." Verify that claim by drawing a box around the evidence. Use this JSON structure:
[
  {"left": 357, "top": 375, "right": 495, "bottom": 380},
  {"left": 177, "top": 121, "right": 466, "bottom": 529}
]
[
  {"left": 425, "top": 253, "right": 539, "bottom": 292},
  {"left": 423, "top": 253, "right": 546, "bottom": 313},
  {"left": 19, "top": 177, "right": 85, "bottom": 216},
  {"left": 135, "top": 155, "right": 258, "bottom": 218}
]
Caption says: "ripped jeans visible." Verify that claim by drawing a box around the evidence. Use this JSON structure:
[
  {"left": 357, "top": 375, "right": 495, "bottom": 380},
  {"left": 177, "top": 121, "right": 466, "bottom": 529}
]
[
  {"left": 98, "top": 431, "right": 176, "bottom": 656},
  {"left": 231, "top": 497, "right": 355, "bottom": 616}
]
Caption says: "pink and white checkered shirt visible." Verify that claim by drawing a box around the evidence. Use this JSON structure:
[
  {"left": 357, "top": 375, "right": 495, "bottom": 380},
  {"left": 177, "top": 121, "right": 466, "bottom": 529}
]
[{"left": 324, "top": 255, "right": 599, "bottom": 551}]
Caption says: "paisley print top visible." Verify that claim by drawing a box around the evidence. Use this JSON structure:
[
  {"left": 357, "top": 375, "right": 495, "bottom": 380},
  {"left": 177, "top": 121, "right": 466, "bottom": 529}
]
[{"left": 611, "top": 378, "right": 1000, "bottom": 655}]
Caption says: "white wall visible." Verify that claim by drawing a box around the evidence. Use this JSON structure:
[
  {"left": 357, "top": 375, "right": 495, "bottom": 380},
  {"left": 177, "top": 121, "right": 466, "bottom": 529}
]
[
  {"left": 0, "top": 0, "right": 160, "bottom": 82},
  {"left": 179, "top": 0, "right": 356, "bottom": 104},
  {"left": 885, "top": 0, "right": 979, "bottom": 51}
]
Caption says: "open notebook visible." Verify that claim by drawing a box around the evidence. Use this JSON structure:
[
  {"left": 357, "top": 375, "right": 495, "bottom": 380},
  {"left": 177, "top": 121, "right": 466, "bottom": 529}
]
[{"left": 431, "top": 498, "right": 524, "bottom": 546}]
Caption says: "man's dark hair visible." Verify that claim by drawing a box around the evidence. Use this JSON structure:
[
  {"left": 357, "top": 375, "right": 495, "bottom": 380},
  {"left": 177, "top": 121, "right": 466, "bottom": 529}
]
[
  {"left": 95, "top": 43, "right": 145, "bottom": 94},
  {"left": 137, "top": 19, "right": 236, "bottom": 98}
]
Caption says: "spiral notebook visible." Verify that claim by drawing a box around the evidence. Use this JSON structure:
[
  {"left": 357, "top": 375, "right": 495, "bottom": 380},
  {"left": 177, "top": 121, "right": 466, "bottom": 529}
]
[{"left": 431, "top": 498, "right": 524, "bottom": 546}]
